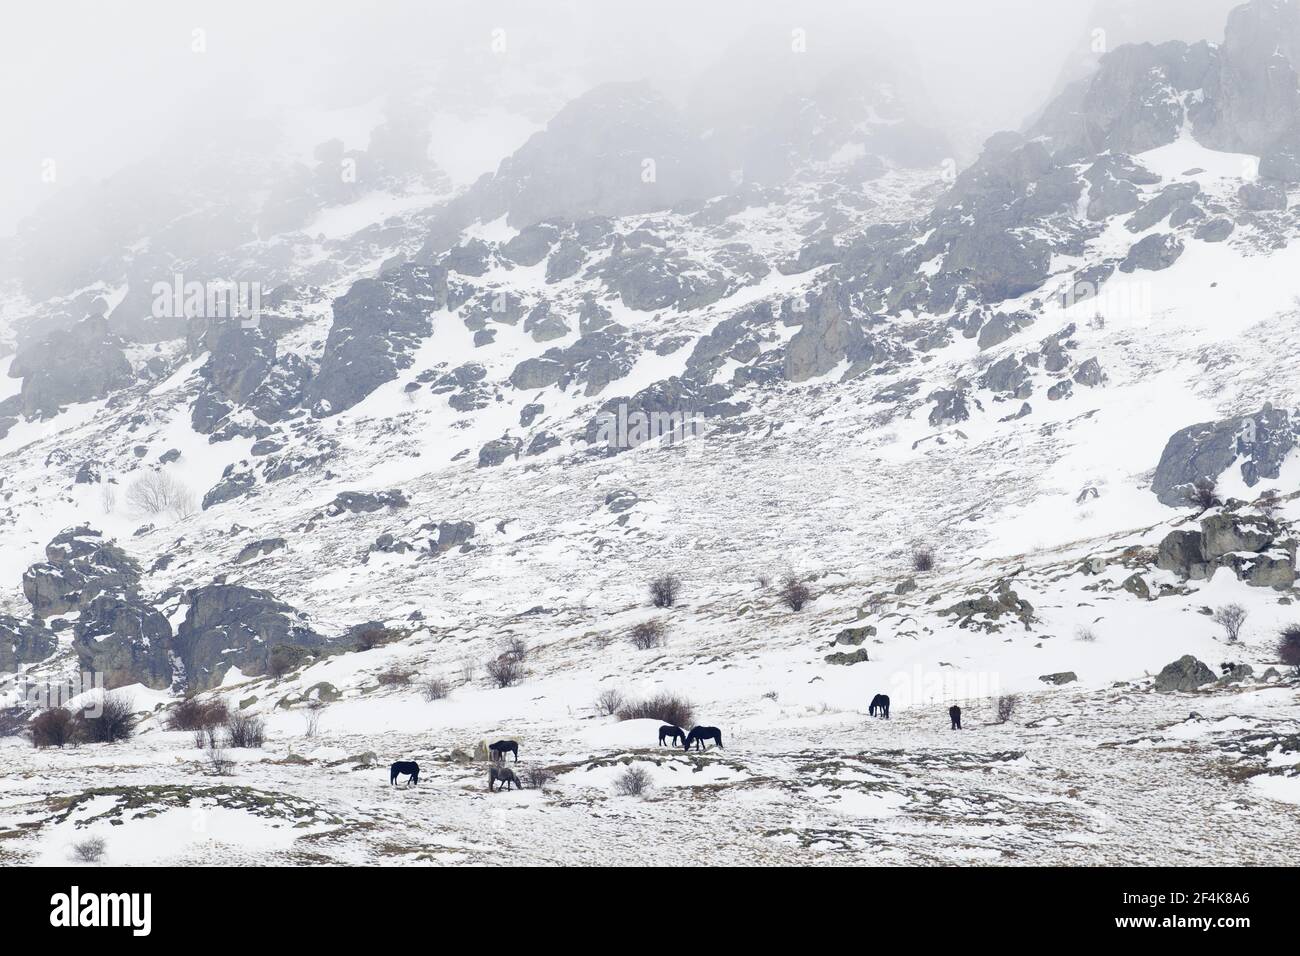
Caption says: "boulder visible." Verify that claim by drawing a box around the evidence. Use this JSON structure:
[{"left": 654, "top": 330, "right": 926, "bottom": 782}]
[
  {"left": 1038, "top": 671, "right": 1077, "bottom": 685},
  {"left": 1153, "top": 655, "right": 1216, "bottom": 692}
]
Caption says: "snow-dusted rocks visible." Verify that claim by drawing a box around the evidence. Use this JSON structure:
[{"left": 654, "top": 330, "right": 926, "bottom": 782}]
[
  {"left": 1154, "top": 655, "right": 1216, "bottom": 693},
  {"left": 21, "top": 526, "right": 141, "bottom": 618},
  {"left": 1152, "top": 404, "right": 1296, "bottom": 506},
  {"left": 9, "top": 313, "right": 133, "bottom": 418},
  {"left": 1155, "top": 508, "right": 1296, "bottom": 588}
]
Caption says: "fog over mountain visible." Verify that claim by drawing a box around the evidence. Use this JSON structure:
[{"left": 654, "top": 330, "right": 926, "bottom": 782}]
[{"left": 1, "top": 0, "right": 1299, "bottom": 878}]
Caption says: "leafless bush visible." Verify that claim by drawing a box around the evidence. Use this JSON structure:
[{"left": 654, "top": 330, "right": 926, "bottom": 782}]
[
  {"left": 355, "top": 627, "right": 400, "bottom": 652},
  {"left": 1074, "top": 626, "right": 1098, "bottom": 643},
  {"left": 649, "top": 573, "right": 681, "bottom": 608},
  {"left": 521, "top": 767, "right": 557, "bottom": 790},
  {"left": 1213, "top": 604, "right": 1248, "bottom": 643},
  {"left": 205, "top": 737, "right": 233, "bottom": 775},
  {"left": 757, "top": 574, "right": 771, "bottom": 589},
  {"left": 303, "top": 701, "right": 327, "bottom": 737},
  {"left": 613, "top": 765, "right": 653, "bottom": 797},
  {"left": 485, "top": 656, "right": 525, "bottom": 688},
  {"left": 629, "top": 619, "right": 667, "bottom": 650},
  {"left": 421, "top": 677, "right": 450, "bottom": 702},
  {"left": 72, "top": 836, "right": 106, "bottom": 863},
  {"left": 225, "top": 712, "right": 265, "bottom": 748},
  {"left": 459, "top": 655, "right": 478, "bottom": 684},
  {"left": 1278, "top": 624, "right": 1300, "bottom": 671},
  {"left": 192, "top": 729, "right": 208, "bottom": 749},
  {"left": 99, "top": 481, "right": 117, "bottom": 514},
  {"left": 166, "top": 696, "right": 229, "bottom": 732},
  {"left": 777, "top": 574, "right": 812, "bottom": 611},
  {"left": 30, "top": 707, "right": 76, "bottom": 748},
  {"left": 1185, "top": 477, "right": 1220, "bottom": 511},
  {"left": 76, "top": 692, "right": 134, "bottom": 744},
  {"left": 377, "top": 666, "right": 415, "bottom": 687},
  {"left": 126, "top": 471, "right": 196, "bottom": 520},
  {"left": 616, "top": 693, "right": 694, "bottom": 729},
  {"left": 500, "top": 636, "right": 528, "bottom": 661},
  {"left": 594, "top": 688, "right": 625, "bottom": 716},
  {"left": 911, "top": 547, "right": 936, "bottom": 573},
  {"left": 996, "top": 694, "right": 1020, "bottom": 724}
]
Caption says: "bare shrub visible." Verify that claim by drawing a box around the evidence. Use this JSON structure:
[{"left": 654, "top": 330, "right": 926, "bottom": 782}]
[
  {"left": 521, "top": 767, "right": 557, "bottom": 791},
  {"left": 996, "top": 694, "right": 1020, "bottom": 724},
  {"left": 1074, "top": 626, "right": 1098, "bottom": 643},
  {"left": 1257, "top": 488, "right": 1282, "bottom": 518},
  {"left": 911, "top": 547, "right": 935, "bottom": 573},
  {"left": 192, "top": 729, "right": 208, "bottom": 749},
  {"left": 30, "top": 707, "right": 76, "bottom": 748},
  {"left": 629, "top": 619, "right": 667, "bottom": 650},
  {"left": 377, "top": 666, "right": 415, "bottom": 687},
  {"left": 777, "top": 574, "right": 812, "bottom": 611},
  {"left": 225, "top": 712, "right": 265, "bottom": 748},
  {"left": 757, "top": 574, "right": 771, "bottom": 589},
  {"left": 1213, "top": 604, "right": 1248, "bottom": 644},
  {"left": 594, "top": 688, "right": 625, "bottom": 716},
  {"left": 459, "top": 655, "right": 478, "bottom": 684},
  {"left": 76, "top": 692, "right": 134, "bottom": 744},
  {"left": 166, "top": 696, "right": 229, "bottom": 732},
  {"left": 500, "top": 636, "right": 528, "bottom": 662},
  {"left": 303, "top": 701, "right": 327, "bottom": 737},
  {"left": 421, "top": 677, "right": 450, "bottom": 702},
  {"left": 266, "top": 644, "right": 310, "bottom": 679},
  {"left": 485, "top": 657, "right": 525, "bottom": 688},
  {"left": 616, "top": 693, "right": 694, "bottom": 729},
  {"left": 126, "top": 471, "right": 196, "bottom": 520},
  {"left": 72, "top": 836, "right": 106, "bottom": 863},
  {"left": 649, "top": 573, "right": 681, "bottom": 608},
  {"left": 355, "top": 627, "right": 400, "bottom": 652},
  {"left": 613, "top": 765, "right": 653, "bottom": 797},
  {"left": 1278, "top": 624, "right": 1300, "bottom": 671},
  {"left": 1185, "top": 477, "right": 1220, "bottom": 511},
  {"left": 205, "top": 737, "right": 233, "bottom": 775}
]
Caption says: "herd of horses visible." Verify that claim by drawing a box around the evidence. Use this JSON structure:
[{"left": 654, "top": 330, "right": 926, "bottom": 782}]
[{"left": 387, "top": 698, "right": 966, "bottom": 789}]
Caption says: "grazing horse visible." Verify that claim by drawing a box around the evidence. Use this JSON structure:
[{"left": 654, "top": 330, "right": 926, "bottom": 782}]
[
  {"left": 390, "top": 761, "right": 420, "bottom": 787},
  {"left": 488, "top": 765, "right": 521, "bottom": 791},
  {"left": 683, "top": 726, "right": 723, "bottom": 751},
  {"left": 949, "top": 705, "right": 962, "bottom": 730},
  {"left": 489, "top": 739, "right": 519, "bottom": 762},
  {"left": 658, "top": 724, "right": 686, "bottom": 747},
  {"left": 869, "top": 694, "right": 891, "bottom": 719}
]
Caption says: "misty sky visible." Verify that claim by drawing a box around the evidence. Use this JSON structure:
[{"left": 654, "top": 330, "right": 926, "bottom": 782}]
[{"left": 1, "top": 0, "right": 1243, "bottom": 237}]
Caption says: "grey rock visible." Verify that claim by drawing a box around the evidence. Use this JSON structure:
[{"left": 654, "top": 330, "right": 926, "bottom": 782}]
[
  {"left": 1119, "top": 233, "right": 1184, "bottom": 273},
  {"left": 1154, "top": 654, "right": 1216, "bottom": 692},
  {"left": 1038, "top": 671, "right": 1078, "bottom": 685}
]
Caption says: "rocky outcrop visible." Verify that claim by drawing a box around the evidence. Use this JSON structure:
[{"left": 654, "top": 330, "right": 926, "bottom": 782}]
[
  {"left": 72, "top": 591, "right": 174, "bottom": 690},
  {"left": 1152, "top": 403, "right": 1296, "bottom": 506},
  {"left": 1154, "top": 654, "right": 1216, "bottom": 693},
  {"left": 1119, "top": 233, "right": 1184, "bottom": 272},
  {"left": 173, "top": 584, "right": 325, "bottom": 690},
  {"left": 943, "top": 583, "right": 1035, "bottom": 631},
  {"left": 22, "top": 526, "right": 142, "bottom": 618},
  {"left": 1155, "top": 508, "right": 1296, "bottom": 588},
  {"left": 305, "top": 264, "right": 447, "bottom": 416},
  {"left": 0, "top": 614, "right": 56, "bottom": 672},
  {"left": 324, "top": 490, "right": 409, "bottom": 515},
  {"left": 9, "top": 313, "right": 133, "bottom": 418}
]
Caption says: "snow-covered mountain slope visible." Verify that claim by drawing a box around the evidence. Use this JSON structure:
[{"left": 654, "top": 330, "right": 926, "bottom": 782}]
[{"left": 2, "top": 0, "right": 1300, "bottom": 866}]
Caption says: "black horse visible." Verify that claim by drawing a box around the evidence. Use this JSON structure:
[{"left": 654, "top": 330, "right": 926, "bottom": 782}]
[
  {"left": 683, "top": 726, "right": 723, "bottom": 751},
  {"left": 488, "top": 765, "right": 521, "bottom": 791},
  {"left": 390, "top": 761, "right": 420, "bottom": 786},
  {"left": 949, "top": 705, "right": 962, "bottom": 730},
  {"left": 869, "top": 694, "right": 890, "bottom": 719},
  {"left": 489, "top": 739, "right": 519, "bottom": 762},
  {"left": 658, "top": 724, "right": 686, "bottom": 746}
]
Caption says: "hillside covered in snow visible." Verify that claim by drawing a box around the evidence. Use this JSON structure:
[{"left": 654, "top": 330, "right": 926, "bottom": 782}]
[{"left": 1, "top": 0, "right": 1299, "bottom": 867}]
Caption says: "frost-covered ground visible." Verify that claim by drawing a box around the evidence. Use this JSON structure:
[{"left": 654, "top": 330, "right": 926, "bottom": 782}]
[{"left": 3, "top": 681, "right": 1297, "bottom": 866}]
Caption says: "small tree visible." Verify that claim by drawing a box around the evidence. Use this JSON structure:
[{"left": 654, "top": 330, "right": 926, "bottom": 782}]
[
  {"left": 421, "top": 677, "right": 450, "bottom": 702},
  {"left": 1185, "top": 477, "right": 1219, "bottom": 511},
  {"left": 1278, "top": 624, "right": 1300, "bottom": 673},
  {"left": 485, "top": 657, "right": 525, "bottom": 688},
  {"left": 649, "top": 574, "right": 681, "bottom": 608},
  {"left": 778, "top": 574, "right": 812, "bottom": 611},
  {"left": 125, "top": 472, "right": 195, "bottom": 521},
  {"left": 76, "top": 692, "right": 134, "bottom": 744},
  {"left": 72, "top": 836, "right": 107, "bottom": 863},
  {"left": 30, "top": 707, "right": 76, "bottom": 749},
  {"left": 996, "top": 694, "right": 1020, "bottom": 724},
  {"left": 303, "top": 701, "right": 327, "bottom": 737},
  {"left": 911, "top": 547, "right": 936, "bottom": 573},
  {"left": 613, "top": 765, "right": 653, "bottom": 797},
  {"left": 594, "top": 688, "right": 625, "bottom": 716},
  {"left": 1212, "top": 604, "right": 1248, "bottom": 643},
  {"left": 629, "top": 620, "right": 667, "bottom": 650},
  {"left": 225, "top": 712, "right": 265, "bottom": 748}
]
